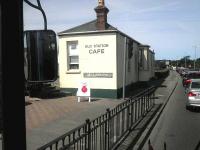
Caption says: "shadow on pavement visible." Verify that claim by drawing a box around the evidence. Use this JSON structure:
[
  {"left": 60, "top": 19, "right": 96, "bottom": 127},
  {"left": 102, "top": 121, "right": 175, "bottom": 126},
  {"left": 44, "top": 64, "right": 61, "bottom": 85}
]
[{"left": 195, "top": 140, "right": 200, "bottom": 150}]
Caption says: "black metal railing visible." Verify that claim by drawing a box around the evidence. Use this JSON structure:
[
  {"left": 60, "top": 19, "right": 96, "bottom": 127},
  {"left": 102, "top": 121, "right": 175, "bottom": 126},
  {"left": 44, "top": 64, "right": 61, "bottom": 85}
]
[{"left": 37, "top": 86, "right": 156, "bottom": 150}]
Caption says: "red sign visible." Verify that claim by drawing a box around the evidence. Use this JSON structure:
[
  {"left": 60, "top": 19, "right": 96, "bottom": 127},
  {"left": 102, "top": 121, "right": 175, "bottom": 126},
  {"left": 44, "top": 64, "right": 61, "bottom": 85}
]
[
  {"left": 81, "top": 86, "right": 88, "bottom": 93},
  {"left": 77, "top": 81, "right": 90, "bottom": 97}
]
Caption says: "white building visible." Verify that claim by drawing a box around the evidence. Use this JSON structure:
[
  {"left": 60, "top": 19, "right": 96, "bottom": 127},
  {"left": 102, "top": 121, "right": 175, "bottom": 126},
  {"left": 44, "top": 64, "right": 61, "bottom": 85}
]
[
  {"left": 139, "top": 45, "right": 155, "bottom": 81},
  {"left": 57, "top": 0, "right": 155, "bottom": 98}
]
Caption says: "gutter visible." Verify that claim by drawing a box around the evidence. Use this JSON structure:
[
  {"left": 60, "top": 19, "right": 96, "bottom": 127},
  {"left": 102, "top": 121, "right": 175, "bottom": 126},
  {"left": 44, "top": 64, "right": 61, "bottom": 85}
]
[{"left": 57, "top": 30, "right": 118, "bottom": 36}]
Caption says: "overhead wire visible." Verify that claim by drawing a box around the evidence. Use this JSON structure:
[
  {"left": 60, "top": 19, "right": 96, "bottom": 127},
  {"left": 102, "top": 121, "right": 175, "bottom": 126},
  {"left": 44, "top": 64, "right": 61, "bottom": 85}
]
[{"left": 24, "top": 0, "right": 47, "bottom": 30}]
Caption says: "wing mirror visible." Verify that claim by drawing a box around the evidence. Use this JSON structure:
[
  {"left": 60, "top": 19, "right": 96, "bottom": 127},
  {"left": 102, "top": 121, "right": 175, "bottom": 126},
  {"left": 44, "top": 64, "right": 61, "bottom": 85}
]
[{"left": 24, "top": 30, "right": 58, "bottom": 82}]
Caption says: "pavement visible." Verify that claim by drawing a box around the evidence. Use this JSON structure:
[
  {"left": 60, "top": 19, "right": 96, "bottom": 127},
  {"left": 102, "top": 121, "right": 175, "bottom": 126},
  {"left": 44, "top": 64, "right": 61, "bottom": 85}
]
[
  {"left": 25, "top": 96, "right": 125, "bottom": 150},
  {"left": 0, "top": 70, "right": 176, "bottom": 150},
  {"left": 131, "top": 70, "right": 178, "bottom": 150},
  {"left": 102, "top": 70, "right": 177, "bottom": 150}
]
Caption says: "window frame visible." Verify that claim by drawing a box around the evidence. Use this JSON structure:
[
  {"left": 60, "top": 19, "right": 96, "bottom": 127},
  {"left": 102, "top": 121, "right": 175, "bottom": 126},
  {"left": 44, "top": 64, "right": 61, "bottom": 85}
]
[
  {"left": 139, "top": 48, "right": 144, "bottom": 69},
  {"left": 67, "top": 41, "right": 79, "bottom": 70}
]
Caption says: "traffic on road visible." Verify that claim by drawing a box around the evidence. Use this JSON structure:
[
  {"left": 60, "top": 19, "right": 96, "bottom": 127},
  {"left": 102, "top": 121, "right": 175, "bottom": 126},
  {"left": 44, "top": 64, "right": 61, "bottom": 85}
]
[
  {"left": 176, "top": 67, "right": 200, "bottom": 110},
  {"left": 142, "top": 70, "right": 200, "bottom": 150}
]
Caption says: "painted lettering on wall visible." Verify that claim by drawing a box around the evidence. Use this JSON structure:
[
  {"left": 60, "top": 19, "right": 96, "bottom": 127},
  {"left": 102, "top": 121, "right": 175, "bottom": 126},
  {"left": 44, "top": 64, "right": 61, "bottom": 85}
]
[
  {"left": 83, "top": 73, "right": 113, "bottom": 78},
  {"left": 85, "top": 44, "right": 109, "bottom": 54}
]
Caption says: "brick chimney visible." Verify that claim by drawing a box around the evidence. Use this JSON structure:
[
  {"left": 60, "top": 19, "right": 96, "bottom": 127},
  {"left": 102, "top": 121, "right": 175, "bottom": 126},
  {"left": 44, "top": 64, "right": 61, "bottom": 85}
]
[{"left": 95, "top": 0, "right": 109, "bottom": 30}]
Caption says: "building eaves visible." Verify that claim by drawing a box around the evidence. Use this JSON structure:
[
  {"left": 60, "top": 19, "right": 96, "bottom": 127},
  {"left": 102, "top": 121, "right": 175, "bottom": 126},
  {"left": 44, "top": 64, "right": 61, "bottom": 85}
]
[
  {"left": 57, "top": 19, "right": 146, "bottom": 46},
  {"left": 116, "top": 30, "right": 142, "bottom": 45},
  {"left": 139, "top": 44, "right": 150, "bottom": 47},
  {"left": 149, "top": 48, "right": 155, "bottom": 54},
  {"left": 58, "top": 19, "right": 118, "bottom": 35}
]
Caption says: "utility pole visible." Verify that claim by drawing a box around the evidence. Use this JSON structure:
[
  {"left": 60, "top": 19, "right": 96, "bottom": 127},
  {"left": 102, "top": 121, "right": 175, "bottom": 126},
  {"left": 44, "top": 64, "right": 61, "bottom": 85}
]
[
  {"left": 122, "top": 37, "right": 127, "bottom": 100},
  {"left": 193, "top": 45, "right": 197, "bottom": 70},
  {"left": 185, "top": 56, "right": 186, "bottom": 68}
]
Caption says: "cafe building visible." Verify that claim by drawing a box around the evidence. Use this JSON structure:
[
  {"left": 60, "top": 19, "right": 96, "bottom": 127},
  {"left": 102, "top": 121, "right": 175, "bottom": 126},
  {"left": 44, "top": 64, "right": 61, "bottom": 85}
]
[{"left": 57, "top": 0, "right": 155, "bottom": 98}]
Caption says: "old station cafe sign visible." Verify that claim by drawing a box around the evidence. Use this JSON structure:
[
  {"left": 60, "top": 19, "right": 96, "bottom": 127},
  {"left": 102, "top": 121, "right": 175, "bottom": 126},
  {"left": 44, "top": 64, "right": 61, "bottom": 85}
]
[{"left": 85, "top": 43, "right": 109, "bottom": 54}]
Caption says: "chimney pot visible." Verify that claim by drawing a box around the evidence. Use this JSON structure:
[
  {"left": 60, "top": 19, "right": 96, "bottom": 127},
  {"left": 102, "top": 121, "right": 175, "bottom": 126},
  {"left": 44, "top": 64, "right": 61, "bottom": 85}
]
[
  {"left": 95, "top": 0, "right": 109, "bottom": 30},
  {"left": 98, "top": 0, "right": 104, "bottom": 6}
]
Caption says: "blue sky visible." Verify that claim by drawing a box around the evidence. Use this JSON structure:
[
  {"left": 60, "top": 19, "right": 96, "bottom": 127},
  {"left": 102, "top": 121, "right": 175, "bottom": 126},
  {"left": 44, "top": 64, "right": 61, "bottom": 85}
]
[{"left": 23, "top": 0, "right": 200, "bottom": 60}]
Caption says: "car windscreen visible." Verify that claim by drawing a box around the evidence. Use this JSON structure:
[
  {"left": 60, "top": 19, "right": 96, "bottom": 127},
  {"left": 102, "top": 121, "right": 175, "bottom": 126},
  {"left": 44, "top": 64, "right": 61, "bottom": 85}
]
[
  {"left": 187, "top": 73, "right": 200, "bottom": 79},
  {"left": 191, "top": 82, "right": 200, "bottom": 88}
]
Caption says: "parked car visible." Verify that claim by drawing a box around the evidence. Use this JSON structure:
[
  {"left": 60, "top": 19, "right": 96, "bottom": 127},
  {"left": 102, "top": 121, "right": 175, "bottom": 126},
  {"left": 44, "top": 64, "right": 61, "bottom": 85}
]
[
  {"left": 182, "top": 71, "right": 200, "bottom": 87},
  {"left": 186, "top": 79, "right": 200, "bottom": 110},
  {"left": 180, "top": 68, "right": 189, "bottom": 77}
]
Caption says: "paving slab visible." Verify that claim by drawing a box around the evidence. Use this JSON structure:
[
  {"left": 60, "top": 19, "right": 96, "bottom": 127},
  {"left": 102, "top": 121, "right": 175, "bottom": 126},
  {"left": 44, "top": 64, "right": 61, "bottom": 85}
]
[
  {"left": 25, "top": 96, "right": 124, "bottom": 150},
  {"left": 27, "top": 71, "right": 176, "bottom": 150},
  {"left": 0, "top": 71, "right": 173, "bottom": 150},
  {"left": 131, "top": 71, "right": 178, "bottom": 150}
]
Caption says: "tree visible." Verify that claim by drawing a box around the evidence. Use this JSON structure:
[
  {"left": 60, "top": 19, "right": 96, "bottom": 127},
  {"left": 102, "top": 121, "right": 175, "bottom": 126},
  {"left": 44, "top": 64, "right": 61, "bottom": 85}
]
[{"left": 179, "top": 56, "right": 192, "bottom": 68}]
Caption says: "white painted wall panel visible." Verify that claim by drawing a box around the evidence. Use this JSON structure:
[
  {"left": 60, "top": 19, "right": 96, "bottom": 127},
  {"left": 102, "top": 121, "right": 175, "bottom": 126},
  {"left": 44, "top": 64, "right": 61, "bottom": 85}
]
[{"left": 58, "top": 33, "right": 117, "bottom": 89}]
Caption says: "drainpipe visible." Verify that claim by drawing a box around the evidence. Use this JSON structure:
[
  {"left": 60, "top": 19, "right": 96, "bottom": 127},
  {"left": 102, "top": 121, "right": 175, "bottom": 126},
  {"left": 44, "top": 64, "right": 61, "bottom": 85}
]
[
  {"left": 122, "top": 37, "right": 127, "bottom": 100},
  {"left": 138, "top": 45, "right": 140, "bottom": 82}
]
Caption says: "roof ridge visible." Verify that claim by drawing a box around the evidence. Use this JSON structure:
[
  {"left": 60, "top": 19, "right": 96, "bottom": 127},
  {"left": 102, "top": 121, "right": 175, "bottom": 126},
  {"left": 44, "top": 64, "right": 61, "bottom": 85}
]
[
  {"left": 58, "top": 19, "right": 97, "bottom": 34},
  {"left": 58, "top": 19, "right": 121, "bottom": 35}
]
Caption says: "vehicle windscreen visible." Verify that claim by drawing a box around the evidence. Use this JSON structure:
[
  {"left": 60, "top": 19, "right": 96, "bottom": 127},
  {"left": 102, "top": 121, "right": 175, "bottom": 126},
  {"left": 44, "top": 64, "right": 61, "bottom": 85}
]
[
  {"left": 187, "top": 73, "right": 200, "bottom": 79},
  {"left": 191, "top": 82, "right": 200, "bottom": 88}
]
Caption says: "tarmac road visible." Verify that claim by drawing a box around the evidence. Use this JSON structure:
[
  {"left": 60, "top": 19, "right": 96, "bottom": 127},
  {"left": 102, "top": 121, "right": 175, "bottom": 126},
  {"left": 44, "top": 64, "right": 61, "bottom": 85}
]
[{"left": 142, "top": 71, "right": 200, "bottom": 150}]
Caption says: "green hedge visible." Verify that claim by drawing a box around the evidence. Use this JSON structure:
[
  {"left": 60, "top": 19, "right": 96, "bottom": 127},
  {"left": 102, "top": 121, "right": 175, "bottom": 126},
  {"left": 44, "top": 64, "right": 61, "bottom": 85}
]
[{"left": 155, "top": 69, "right": 169, "bottom": 79}]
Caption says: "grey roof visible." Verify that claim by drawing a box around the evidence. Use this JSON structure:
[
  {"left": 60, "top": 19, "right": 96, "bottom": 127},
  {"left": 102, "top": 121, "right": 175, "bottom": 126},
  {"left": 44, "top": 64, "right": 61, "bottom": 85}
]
[
  {"left": 57, "top": 19, "right": 142, "bottom": 45},
  {"left": 58, "top": 20, "right": 118, "bottom": 35},
  {"left": 139, "top": 44, "right": 150, "bottom": 47}
]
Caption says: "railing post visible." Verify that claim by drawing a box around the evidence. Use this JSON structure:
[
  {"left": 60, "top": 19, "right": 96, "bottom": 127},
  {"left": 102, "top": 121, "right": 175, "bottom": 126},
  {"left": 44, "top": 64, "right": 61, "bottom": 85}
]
[
  {"left": 127, "top": 101, "right": 130, "bottom": 130},
  {"left": 144, "top": 94, "right": 146, "bottom": 115},
  {"left": 146, "top": 90, "right": 148, "bottom": 112},
  {"left": 86, "top": 119, "right": 91, "bottom": 150},
  {"left": 141, "top": 96, "right": 143, "bottom": 116},
  {"left": 135, "top": 99, "right": 138, "bottom": 121},
  {"left": 154, "top": 87, "right": 156, "bottom": 105},
  {"left": 151, "top": 87, "right": 155, "bottom": 107},
  {"left": 147, "top": 88, "right": 151, "bottom": 111},
  {"left": 115, "top": 106, "right": 120, "bottom": 142},
  {"left": 130, "top": 99, "right": 134, "bottom": 125},
  {"left": 106, "top": 108, "right": 111, "bottom": 149}
]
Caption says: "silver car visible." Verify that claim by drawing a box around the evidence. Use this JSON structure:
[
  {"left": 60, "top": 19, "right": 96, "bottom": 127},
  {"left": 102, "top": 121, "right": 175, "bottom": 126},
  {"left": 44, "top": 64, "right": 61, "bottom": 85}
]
[{"left": 186, "top": 79, "right": 200, "bottom": 109}]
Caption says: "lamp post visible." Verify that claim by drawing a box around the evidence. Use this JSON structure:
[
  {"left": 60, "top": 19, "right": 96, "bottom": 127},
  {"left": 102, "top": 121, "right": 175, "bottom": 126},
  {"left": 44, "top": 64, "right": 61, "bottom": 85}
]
[
  {"left": 185, "top": 56, "right": 186, "bottom": 68},
  {"left": 193, "top": 45, "right": 197, "bottom": 70}
]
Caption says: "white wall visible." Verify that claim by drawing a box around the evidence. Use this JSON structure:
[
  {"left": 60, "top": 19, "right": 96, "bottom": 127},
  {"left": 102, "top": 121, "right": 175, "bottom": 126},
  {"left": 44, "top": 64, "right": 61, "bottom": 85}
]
[
  {"left": 126, "top": 41, "right": 139, "bottom": 84},
  {"left": 139, "top": 48, "right": 155, "bottom": 81},
  {"left": 116, "top": 33, "right": 140, "bottom": 89},
  {"left": 116, "top": 33, "right": 124, "bottom": 89},
  {"left": 150, "top": 52, "right": 155, "bottom": 77},
  {"left": 58, "top": 33, "right": 117, "bottom": 90}
]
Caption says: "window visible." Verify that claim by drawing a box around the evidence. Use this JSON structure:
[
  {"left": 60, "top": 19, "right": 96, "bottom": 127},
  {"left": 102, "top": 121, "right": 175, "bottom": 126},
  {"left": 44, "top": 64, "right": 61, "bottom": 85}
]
[
  {"left": 128, "top": 60, "right": 131, "bottom": 72},
  {"left": 191, "top": 82, "right": 200, "bottom": 88},
  {"left": 67, "top": 41, "right": 79, "bottom": 70},
  {"left": 139, "top": 48, "right": 143, "bottom": 68}
]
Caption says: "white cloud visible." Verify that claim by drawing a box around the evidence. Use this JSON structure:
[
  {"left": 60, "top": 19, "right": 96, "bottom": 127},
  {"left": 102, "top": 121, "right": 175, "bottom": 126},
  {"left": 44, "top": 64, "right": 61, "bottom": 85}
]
[{"left": 132, "top": 1, "right": 181, "bottom": 14}]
